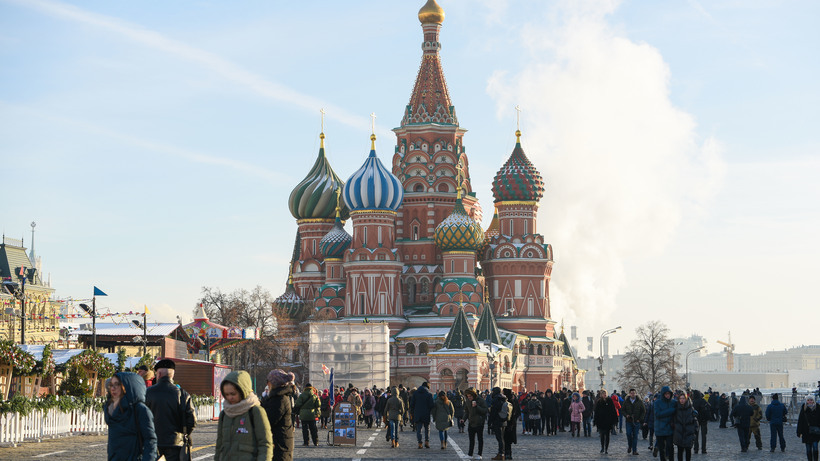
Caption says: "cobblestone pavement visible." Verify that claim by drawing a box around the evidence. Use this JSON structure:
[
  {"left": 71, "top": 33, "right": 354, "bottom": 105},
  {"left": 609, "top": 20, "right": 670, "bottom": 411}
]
[{"left": 1, "top": 421, "right": 808, "bottom": 460}]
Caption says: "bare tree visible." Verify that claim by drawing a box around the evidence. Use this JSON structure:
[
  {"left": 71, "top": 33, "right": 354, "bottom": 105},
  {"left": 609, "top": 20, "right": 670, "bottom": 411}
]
[{"left": 617, "top": 320, "right": 682, "bottom": 394}]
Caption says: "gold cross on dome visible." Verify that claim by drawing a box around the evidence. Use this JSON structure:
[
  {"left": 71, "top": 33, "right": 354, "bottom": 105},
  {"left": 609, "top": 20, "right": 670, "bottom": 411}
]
[
  {"left": 334, "top": 187, "right": 342, "bottom": 218},
  {"left": 320, "top": 108, "right": 326, "bottom": 133},
  {"left": 370, "top": 112, "right": 377, "bottom": 134},
  {"left": 456, "top": 158, "right": 465, "bottom": 198},
  {"left": 515, "top": 105, "right": 521, "bottom": 131}
]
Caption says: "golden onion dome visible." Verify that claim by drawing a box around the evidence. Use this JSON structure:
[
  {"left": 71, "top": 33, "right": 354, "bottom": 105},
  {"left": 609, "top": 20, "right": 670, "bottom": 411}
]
[{"left": 418, "top": 0, "right": 445, "bottom": 24}]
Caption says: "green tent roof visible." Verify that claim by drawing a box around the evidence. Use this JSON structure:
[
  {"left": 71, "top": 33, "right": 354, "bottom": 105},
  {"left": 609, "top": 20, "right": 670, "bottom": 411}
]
[{"left": 442, "top": 306, "right": 480, "bottom": 350}]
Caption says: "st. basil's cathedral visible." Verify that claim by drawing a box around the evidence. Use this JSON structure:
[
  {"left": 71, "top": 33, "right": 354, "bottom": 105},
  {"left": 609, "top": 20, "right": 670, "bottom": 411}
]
[{"left": 274, "top": 0, "right": 585, "bottom": 393}]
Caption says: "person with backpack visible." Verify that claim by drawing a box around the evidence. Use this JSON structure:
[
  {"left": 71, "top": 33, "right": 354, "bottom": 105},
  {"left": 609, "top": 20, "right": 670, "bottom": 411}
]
[
  {"left": 104, "top": 372, "right": 158, "bottom": 461},
  {"left": 766, "top": 392, "right": 787, "bottom": 452},
  {"left": 262, "top": 369, "right": 295, "bottom": 461},
  {"left": 145, "top": 359, "right": 196, "bottom": 461},
  {"left": 293, "top": 383, "right": 321, "bottom": 446},
  {"left": 489, "top": 387, "right": 510, "bottom": 460},
  {"left": 594, "top": 389, "right": 618, "bottom": 455},
  {"left": 502, "top": 389, "right": 520, "bottom": 460},
  {"left": 375, "top": 389, "right": 389, "bottom": 434},
  {"left": 385, "top": 386, "right": 404, "bottom": 448},
  {"left": 215, "top": 370, "right": 273, "bottom": 461},
  {"left": 691, "top": 390, "right": 711, "bottom": 454},
  {"left": 463, "top": 387, "right": 488, "bottom": 460},
  {"left": 362, "top": 388, "right": 376, "bottom": 428}
]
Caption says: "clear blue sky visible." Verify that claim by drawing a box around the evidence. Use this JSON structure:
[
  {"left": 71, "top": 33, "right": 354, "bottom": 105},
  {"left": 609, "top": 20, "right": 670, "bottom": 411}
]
[{"left": 2, "top": 0, "right": 817, "bottom": 354}]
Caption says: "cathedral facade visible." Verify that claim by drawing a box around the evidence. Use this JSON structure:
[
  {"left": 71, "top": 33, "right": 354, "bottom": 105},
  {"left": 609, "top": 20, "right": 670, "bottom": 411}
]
[{"left": 275, "top": 0, "right": 585, "bottom": 393}]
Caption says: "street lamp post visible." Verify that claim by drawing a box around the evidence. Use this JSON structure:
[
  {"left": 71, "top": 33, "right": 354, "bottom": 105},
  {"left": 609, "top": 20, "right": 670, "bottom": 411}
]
[
  {"left": 484, "top": 339, "right": 497, "bottom": 389},
  {"left": 8, "top": 266, "right": 35, "bottom": 345},
  {"left": 132, "top": 312, "right": 148, "bottom": 356},
  {"left": 79, "top": 300, "right": 97, "bottom": 351},
  {"left": 598, "top": 326, "right": 622, "bottom": 390},
  {"left": 685, "top": 346, "right": 706, "bottom": 390}
]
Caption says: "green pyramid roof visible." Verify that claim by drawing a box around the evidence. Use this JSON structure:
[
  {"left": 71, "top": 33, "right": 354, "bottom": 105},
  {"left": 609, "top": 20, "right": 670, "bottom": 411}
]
[
  {"left": 558, "top": 329, "right": 576, "bottom": 361},
  {"left": 442, "top": 306, "right": 480, "bottom": 350},
  {"left": 474, "top": 302, "right": 501, "bottom": 345}
]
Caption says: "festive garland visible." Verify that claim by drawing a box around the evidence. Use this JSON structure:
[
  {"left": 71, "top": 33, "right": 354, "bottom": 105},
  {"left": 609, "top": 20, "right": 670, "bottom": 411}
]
[
  {"left": 0, "top": 394, "right": 215, "bottom": 415},
  {"left": 64, "top": 349, "right": 115, "bottom": 379},
  {"left": 32, "top": 343, "right": 56, "bottom": 377},
  {"left": 0, "top": 340, "right": 35, "bottom": 375}
]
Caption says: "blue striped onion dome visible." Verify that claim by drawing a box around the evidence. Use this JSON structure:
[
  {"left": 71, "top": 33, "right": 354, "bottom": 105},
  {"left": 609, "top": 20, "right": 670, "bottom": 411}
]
[
  {"left": 435, "top": 198, "right": 485, "bottom": 252},
  {"left": 319, "top": 216, "right": 352, "bottom": 259},
  {"left": 274, "top": 282, "right": 305, "bottom": 319},
  {"left": 289, "top": 135, "right": 350, "bottom": 220},
  {"left": 343, "top": 135, "right": 404, "bottom": 212}
]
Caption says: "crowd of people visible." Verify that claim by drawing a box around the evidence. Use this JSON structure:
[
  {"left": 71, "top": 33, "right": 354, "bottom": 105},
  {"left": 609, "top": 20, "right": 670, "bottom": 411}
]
[{"left": 101, "top": 363, "right": 820, "bottom": 461}]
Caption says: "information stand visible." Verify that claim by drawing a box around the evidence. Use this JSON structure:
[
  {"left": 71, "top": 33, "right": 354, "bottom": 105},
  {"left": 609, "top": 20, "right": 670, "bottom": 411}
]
[{"left": 331, "top": 402, "right": 357, "bottom": 446}]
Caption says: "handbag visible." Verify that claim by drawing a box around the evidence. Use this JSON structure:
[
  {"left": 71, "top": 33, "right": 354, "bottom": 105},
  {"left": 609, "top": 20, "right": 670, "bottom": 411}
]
[{"left": 810, "top": 426, "right": 820, "bottom": 436}]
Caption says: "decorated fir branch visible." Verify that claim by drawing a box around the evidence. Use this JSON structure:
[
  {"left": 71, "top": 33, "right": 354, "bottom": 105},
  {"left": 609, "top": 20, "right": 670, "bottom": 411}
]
[{"left": 0, "top": 340, "right": 36, "bottom": 375}]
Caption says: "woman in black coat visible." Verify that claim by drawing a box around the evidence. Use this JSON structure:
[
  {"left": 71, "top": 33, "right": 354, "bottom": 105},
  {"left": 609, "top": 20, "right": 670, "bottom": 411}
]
[
  {"left": 796, "top": 395, "right": 820, "bottom": 461},
  {"left": 262, "top": 370, "right": 296, "bottom": 461},
  {"left": 502, "top": 388, "right": 520, "bottom": 460},
  {"left": 673, "top": 393, "right": 697, "bottom": 461},
  {"left": 593, "top": 389, "right": 618, "bottom": 454}
]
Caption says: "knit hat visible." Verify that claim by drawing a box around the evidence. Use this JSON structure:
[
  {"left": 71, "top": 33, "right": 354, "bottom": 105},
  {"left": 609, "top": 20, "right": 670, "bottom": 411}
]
[
  {"left": 153, "top": 359, "right": 176, "bottom": 371},
  {"left": 267, "top": 369, "right": 295, "bottom": 387}
]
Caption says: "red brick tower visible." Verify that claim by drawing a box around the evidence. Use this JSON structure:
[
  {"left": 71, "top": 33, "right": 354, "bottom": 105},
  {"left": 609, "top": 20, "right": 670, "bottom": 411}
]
[{"left": 393, "top": 0, "right": 482, "bottom": 310}]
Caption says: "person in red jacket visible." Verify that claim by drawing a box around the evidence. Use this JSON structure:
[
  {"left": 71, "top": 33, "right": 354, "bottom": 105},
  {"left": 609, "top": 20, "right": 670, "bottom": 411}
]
[{"left": 611, "top": 393, "right": 622, "bottom": 435}]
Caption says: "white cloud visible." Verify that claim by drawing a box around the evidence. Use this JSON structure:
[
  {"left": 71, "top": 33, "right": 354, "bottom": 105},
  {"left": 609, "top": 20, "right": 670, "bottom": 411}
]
[{"left": 487, "top": 0, "right": 725, "bottom": 324}]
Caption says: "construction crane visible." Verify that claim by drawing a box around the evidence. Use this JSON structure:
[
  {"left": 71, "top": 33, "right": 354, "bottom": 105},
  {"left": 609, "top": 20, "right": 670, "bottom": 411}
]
[{"left": 716, "top": 332, "right": 735, "bottom": 371}]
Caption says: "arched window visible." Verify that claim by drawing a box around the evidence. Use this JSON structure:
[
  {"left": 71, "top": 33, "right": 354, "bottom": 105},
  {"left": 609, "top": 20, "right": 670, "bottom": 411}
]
[
  {"left": 438, "top": 183, "right": 449, "bottom": 192},
  {"left": 537, "top": 345, "right": 544, "bottom": 355},
  {"left": 529, "top": 344, "right": 535, "bottom": 355},
  {"left": 414, "top": 183, "right": 424, "bottom": 192},
  {"left": 413, "top": 225, "right": 420, "bottom": 240},
  {"left": 405, "top": 343, "right": 416, "bottom": 355},
  {"left": 419, "top": 342, "right": 429, "bottom": 355}
]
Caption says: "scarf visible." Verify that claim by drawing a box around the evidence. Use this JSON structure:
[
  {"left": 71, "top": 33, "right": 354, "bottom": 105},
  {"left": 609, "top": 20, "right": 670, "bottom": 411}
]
[{"left": 224, "top": 393, "right": 261, "bottom": 418}]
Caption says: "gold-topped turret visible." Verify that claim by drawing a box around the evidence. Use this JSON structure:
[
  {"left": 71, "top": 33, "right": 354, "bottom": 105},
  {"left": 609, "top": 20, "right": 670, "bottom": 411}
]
[{"left": 418, "top": 0, "right": 445, "bottom": 24}]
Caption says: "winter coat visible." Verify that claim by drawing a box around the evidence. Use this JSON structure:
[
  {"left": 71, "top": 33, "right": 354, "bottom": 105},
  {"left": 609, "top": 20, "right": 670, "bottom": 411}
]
[
  {"left": 464, "top": 393, "right": 488, "bottom": 428},
  {"left": 527, "top": 397, "right": 542, "bottom": 419},
  {"left": 749, "top": 402, "right": 763, "bottom": 430},
  {"left": 594, "top": 397, "right": 618, "bottom": 431},
  {"left": 672, "top": 399, "right": 697, "bottom": 448},
  {"left": 104, "top": 372, "right": 158, "bottom": 461},
  {"left": 346, "top": 391, "right": 363, "bottom": 416},
  {"left": 569, "top": 394, "right": 585, "bottom": 423},
  {"left": 645, "top": 400, "right": 655, "bottom": 429},
  {"left": 654, "top": 387, "right": 676, "bottom": 437},
  {"left": 503, "top": 391, "right": 520, "bottom": 444},
  {"left": 410, "top": 385, "right": 434, "bottom": 424},
  {"left": 729, "top": 396, "right": 753, "bottom": 429},
  {"left": 611, "top": 394, "right": 622, "bottom": 416},
  {"left": 386, "top": 391, "right": 405, "bottom": 422},
  {"left": 691, "top": 391, "right": 711, "bottom": 425},
  {"left": 293, "top": 386, "right": 320, "bottom": 422},
  {"left": 144, "top": 375, "right": 196, "bottom": 448},
  {"left": 362, "top": 392, "right": 376, "bottom": 417},
  {"left": 452, "top": 392, "right": 465, "bottom": 420},
  {"left": 582, "top": 395, "right": 593, "bottom": 418},
  {"left": 621, "top": 396, "right": 646, "bottom": 424},
  {"left": 541, "top": 394, "right": 558, "bottom": 416},
  {"left": 797, "top": 403, "right": 820, "bottom": 444},
  {"left": 432, "top": 398, "right": 455, "bottom": 431},
  {"left": 374, "top": 393, "right": 388, "bottom": 417},
  {"left": 320, "top": 394, "right": 332, "bottom": 419},
  {"left": 262, "top": 384, "right": 294, "bottom": 461},
  {"left": 765, "top": 398, "right": 787, "bottom": 424},
  {"left": 489, "top": 392, "right": 509, "bottom": 427},
  {"left": 215, "top": 371, "right": 273, "bottom": 461}
]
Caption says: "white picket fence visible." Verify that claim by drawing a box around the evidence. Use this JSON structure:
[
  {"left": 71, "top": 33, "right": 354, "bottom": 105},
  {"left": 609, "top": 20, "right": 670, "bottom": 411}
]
[{"left": 0, "top": 401, "right": 215, "bottom": 446}]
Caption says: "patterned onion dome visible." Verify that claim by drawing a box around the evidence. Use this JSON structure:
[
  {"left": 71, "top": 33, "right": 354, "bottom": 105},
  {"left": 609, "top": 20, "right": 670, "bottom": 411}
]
[
  {"left": 319, "top": 216, "right": 351, "bottom": 259},
  {"left": 289, "top": 134, "right": 350, "bottom": 220},
  {"left": 418, "top": 0, "right": 445, "bottom": 24},
  {"left": 274, "top": 280, "right": 305, "bottom": 319},
  {"left": 491, "top": 130, "right": 545, "bottom": 203},
  {"left": 480, "top": 207, "right": 501, "bottom": 254},
  {"left": 435, "top": 198, "right": 485, "bottom": 252},
  {"left": 343, "top": 135, "right": 404, "bottom": 212}
]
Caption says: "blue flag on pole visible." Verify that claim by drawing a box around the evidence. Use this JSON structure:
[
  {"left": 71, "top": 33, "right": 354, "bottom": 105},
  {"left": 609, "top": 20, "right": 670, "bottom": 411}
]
[
  {"left": 329, "top": 367, "right": 334, "bottom": 404},
  {"left": 93, "top": 286, "right": 107, "bottom": 296}
]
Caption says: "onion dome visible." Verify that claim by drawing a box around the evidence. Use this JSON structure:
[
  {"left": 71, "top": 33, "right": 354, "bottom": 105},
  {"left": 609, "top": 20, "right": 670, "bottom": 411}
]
[
  {"left": 435, "top": 197, "right": 485, "bottom": 252},
  {"left": 418, "top": 0, "right": 445, "bottom": 24},
  {"left": 319, "top": 190, "right": 352, "bottom": 259},
  {"left": 491, "top": 130, "right": 545, "bottom": 203},
  {"left": 343, "top": 134, "right": 404, "bottom": 212},
  {"left": 289, "top": 133, "right": 350, "bottom": 220},
  {"left": 480, "top": 207, "right": 500, "bottom": 255},
  {"left": 274, "top": 277, "right": 305, "bottom": 319}
]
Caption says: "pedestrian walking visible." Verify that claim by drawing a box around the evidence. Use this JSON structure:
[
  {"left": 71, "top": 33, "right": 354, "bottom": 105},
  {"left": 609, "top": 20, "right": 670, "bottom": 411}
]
[
  {"left": 748, "top": 394, "right": 764, "bottom": 450},
  {"left": 319, "top": 389, "right": 331, "bottom": 429},
  {"left": 145, "top": 359, "right": 196, "bottom": 461},
  {"left": 766, "top": 392, "right": 787, "bottom": 452},
  {"left": 569, "top": 392, "right": 585, "bottom": 437},
  {"left": 104, "top": 372, "right": 157, "bottom": 461},
  {"left": 719, "top": 393, "right": 730, "bottom": 428},
  {"left": 489, "top": 387, "right": 510, "bottom": 460},
  {"left": 581, "top": 391, "right": 593, "bottom": 437},
  {"left": 410, "top": 382, "right": 434, "bottom": 449},
  {"left": 654, "top": 386, "right": 676, "bottom": 461},
  {"left": 594, "top": 389, "right": 618, "bottom": 455},
  {"left": 362, "top": 388, "right": 376, "bottom": 428},
  {"left": 385, "top": 386, "right": 404, "bottom": 448},
  {"left": 463, "top": 387, "right": 487, "bottom": 460},
  {"left": 645, "top": 395, "right": 655, "bottom": 450},
  {"left": 452, "top": 390, "right": 466, "bottom": 433},
  {"left": 796, "top": 395, "right": 820, "bottom": 461},
  {"left": 502, "top": 389, "right": 520, "bottom": 461},
  {"left": 293, "top": 383, "right": 320, "bottom": 446},
  {"left": 215, "top": 370, "right": 272, "bottom": 461},
  {"left": 672, "top": 392, "right": 696, "bottom": 461},
  {"left": 432, "top": 390, "right": 455, "bottom": 449},
  {"left": 691, "top": 390, "right": 710, "bottom": 454},
  {"left": 346, "top": 387, "right": 363, "bottom": 421},
  {"left": 261, "top": 370, "right": 295, "bottom": 461},
  {"left": 621, "top": 388, "right": 645, "bottom": 455},
  {"left": 729, "top": 395, "right": 753, "bottom": 452}
]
